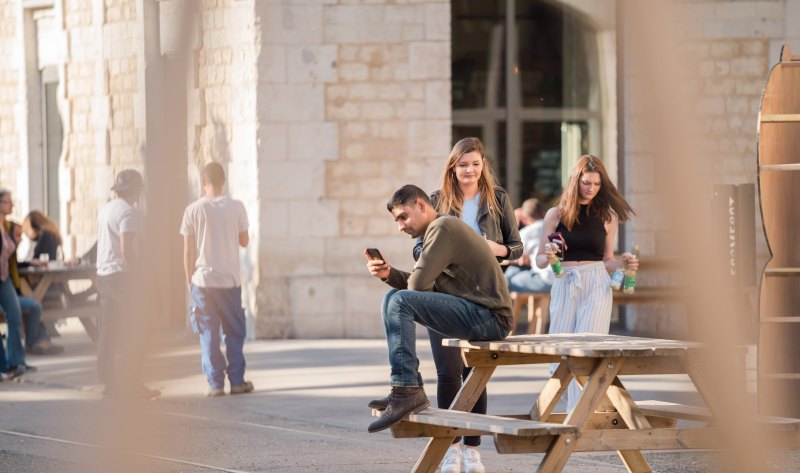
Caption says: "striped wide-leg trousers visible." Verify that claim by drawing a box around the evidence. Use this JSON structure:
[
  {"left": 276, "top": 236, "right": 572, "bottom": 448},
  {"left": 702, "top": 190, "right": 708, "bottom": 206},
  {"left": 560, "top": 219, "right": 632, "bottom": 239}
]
[{"left": 547, "top": 261, "right": 613, "bottom": 410}]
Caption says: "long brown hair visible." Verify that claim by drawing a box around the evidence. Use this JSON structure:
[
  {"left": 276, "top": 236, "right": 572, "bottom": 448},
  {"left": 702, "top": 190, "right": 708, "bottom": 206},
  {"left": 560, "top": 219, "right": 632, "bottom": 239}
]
[
  {"left": 558, "top": 155, "right": 635, "bottom": 230},
  {"left": 25, "top": 210, "right": 62, "bottom": 245},
  {"left": 436, "top": 137, "right": 501, "bottom": 219}
]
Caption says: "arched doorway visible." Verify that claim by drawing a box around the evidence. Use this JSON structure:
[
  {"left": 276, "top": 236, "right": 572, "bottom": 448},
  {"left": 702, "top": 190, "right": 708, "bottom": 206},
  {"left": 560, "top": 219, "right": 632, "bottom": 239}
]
[{"left": 452, "top": 0, "right": 615, "bottom": 205}]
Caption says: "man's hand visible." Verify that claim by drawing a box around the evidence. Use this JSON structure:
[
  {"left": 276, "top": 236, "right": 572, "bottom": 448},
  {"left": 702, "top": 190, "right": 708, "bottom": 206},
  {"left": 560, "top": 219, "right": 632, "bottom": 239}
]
[{"left": 364, "top": 250, "right": 390, "bottom": 280}]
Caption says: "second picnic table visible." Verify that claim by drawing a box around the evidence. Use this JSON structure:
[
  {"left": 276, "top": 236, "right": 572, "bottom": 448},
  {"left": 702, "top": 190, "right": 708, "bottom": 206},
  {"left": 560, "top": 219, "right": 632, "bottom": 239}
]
[
  {"left": 18, "top": 263, "right": 100, "bottom": 342},
  {"left": 384, "top": 333, "right": 800, "bottom": 473}
]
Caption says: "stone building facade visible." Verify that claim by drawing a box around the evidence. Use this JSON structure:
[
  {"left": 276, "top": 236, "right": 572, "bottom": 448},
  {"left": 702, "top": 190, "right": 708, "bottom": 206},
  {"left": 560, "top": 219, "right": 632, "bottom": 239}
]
[{"left": 1, "top": 0, "right": 798, "bottom": 338}]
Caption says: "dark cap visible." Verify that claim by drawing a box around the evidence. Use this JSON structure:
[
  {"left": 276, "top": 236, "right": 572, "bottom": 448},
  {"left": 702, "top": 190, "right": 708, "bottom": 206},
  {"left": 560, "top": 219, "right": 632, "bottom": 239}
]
[{"left": 111, "top": 169, "right": 144, "bottom": 193}]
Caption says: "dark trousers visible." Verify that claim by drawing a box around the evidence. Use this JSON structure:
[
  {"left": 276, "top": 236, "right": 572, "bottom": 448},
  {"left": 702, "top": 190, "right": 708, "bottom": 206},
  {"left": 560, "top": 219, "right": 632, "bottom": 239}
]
[
  {"left": 427, "top": 328, "right": 488, "bottom": 447},
  {"left": 96, "top": 273, "right": 146, "bottom": 389}
]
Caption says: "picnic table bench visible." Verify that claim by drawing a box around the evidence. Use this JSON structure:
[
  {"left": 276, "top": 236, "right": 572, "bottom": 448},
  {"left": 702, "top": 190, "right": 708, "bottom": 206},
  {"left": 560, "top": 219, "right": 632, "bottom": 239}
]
[
  {"left": 17, "top": 263, "right": 100, "bottom": 342},
  {"left": 375, "top": 333, "right": 800, "bottom": 473}
]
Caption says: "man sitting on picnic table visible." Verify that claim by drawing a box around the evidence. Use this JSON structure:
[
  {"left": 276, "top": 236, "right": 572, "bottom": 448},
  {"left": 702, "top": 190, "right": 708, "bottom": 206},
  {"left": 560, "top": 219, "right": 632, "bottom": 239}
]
[{"left": 365, "top": 184, "right": 513, "bottom": 433}]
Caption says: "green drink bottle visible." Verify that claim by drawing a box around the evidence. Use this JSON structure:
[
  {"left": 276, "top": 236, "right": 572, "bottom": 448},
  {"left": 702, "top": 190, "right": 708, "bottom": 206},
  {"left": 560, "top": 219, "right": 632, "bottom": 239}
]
[
  {"left": 622, "top": 246, "right": 639, "bottom": 294},
  {"left": 545, "top": 242, "right": 564, "bottom": 278}
]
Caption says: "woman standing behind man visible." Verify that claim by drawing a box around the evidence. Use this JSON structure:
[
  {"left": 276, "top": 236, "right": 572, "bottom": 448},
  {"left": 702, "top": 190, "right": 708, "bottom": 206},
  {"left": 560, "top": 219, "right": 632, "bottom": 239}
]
[
  {"left": 535, "top": 155, "right": 637, "bottom": 409},
  {"left": 413, "top": 137, "right": 522, "bottom": 473}
]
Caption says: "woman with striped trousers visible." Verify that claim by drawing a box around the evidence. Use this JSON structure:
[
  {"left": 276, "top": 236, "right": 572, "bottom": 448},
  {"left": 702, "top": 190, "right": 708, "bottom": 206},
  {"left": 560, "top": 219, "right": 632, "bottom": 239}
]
[{"left": 534, "top": 155, "right": 637, "bottom": 410}]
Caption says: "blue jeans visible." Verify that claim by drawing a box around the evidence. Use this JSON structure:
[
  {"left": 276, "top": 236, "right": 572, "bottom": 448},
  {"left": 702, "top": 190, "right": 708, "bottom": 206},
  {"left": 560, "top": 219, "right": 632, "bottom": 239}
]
[
  {"left": 190, "top": 285, "right": 247, "bottom": 389},
  {"left": 381, "top": 289, "right": 508, "bottom": 387},
  {"left": 505, "top": 265, "right": 552, "bottom": 293},
  {"left": 0, "top": 277, "right": 26, "bottom": 370},
  {"left": 19, "top": 296, "right": 47, "bottom": 348}
]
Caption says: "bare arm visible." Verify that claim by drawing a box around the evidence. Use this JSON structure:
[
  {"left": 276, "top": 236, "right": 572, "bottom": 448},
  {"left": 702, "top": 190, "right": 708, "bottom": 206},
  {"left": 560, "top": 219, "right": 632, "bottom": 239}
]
[
  {"left": 183, "top": 234, "right": 196, "bottom": 290},
  {"left": 239, "top": 231, "right": 249, "bottom": 248},
  {"left": 603, "top": 213, "right": 638, "bottom": 273}
]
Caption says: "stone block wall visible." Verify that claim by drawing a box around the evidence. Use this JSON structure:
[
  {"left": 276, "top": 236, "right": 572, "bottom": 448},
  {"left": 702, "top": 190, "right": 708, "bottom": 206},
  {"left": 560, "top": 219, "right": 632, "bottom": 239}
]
[
  {"left": 0, "top": 1, "right": 20, "bottom": 189},
  {"left": 624, "top": 0, "right": 795, "bottom": 256},
  {"left": 58, "top": 0, "right": 142, "bottom": 255},
  {"left": 252, "top": 1, "right": 449, "bottom": 338},
  {"left": 621, "top": 0, "right": 799, "bottom": 335}
]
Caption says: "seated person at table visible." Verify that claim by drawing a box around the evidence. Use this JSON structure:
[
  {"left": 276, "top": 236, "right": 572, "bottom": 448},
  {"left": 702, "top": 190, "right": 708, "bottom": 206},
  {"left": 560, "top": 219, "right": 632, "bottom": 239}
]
[
  {"left": 21, "top": 211, "right": 62, "bottom": 263},
  {"left": 11, "top": 219, "right": 64, "bottom": 355},
  {"left": 364, "top": 185, "right": 513, "bottom": 433},
  {"left": 505, "top": 198, "right": 555, "bottom": 293}
]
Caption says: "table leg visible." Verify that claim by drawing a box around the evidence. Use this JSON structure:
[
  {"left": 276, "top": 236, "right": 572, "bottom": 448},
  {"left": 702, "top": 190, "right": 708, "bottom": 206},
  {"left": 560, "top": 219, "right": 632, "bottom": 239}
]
[
  {"left": 605, "top": 377, "right": 654, "bottom": 473},
  {"left": 530, "top": 361, "right": 573, "bottom": 421},
  {"left": 411, "top": 365, "right": 496, "bottom": 473},
  {"left": 537, "top": 357, "right": 623, "bottom": 473},
  {"left": 78, "top": 317, "right": 99, "bottom": 342}
]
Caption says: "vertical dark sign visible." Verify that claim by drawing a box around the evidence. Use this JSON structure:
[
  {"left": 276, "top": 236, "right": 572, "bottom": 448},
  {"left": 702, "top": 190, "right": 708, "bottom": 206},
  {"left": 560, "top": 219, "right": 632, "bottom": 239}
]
[{"left": 711, "top": 184, "right": 756, "bottom": 289}]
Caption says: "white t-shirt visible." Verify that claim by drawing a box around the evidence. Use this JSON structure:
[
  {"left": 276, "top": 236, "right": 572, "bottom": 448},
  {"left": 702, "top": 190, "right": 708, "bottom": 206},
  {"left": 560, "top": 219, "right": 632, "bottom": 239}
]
[
  {"left": 519, "top": 219, "right": 555, "bottom": 284},
  {"left": 180, "top": 196, "right": 248, "bottom": 288},
  {"left": 96, "top": 198, "right": 139, "bottom": 276}
]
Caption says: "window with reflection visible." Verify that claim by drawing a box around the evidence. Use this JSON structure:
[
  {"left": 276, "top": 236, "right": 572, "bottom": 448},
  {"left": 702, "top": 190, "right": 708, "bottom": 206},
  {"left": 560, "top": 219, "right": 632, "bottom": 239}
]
[{"left": 452, "top": 0, "right": 606, "bottom": 205}]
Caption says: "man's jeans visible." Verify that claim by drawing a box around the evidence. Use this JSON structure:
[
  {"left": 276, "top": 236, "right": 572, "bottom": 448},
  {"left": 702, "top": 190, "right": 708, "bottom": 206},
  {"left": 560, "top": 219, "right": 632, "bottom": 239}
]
[
  {"left": 19, "top": 296, "right": 47, "bottom": 348},
  {"left": 381, "top": 289, "right": 508, "bottom": 387},
  {"left": 189, "top": 285, "right": 247, "bottom": 390},
  {"left": 504, "top": 266, "right": 552, "bottom": 293},
  {"left": 0, "top": 277, "right": 26, "bottom": 370}
]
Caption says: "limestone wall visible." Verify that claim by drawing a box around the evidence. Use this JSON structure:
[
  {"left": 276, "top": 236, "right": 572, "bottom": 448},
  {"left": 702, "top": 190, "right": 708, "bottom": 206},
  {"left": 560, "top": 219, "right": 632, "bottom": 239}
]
[
  {"left": 0, "top": 1, "right": 20, "bottom": 190},
  {"left": 252, "top": 1, "right": 449, "bottom": 338}
]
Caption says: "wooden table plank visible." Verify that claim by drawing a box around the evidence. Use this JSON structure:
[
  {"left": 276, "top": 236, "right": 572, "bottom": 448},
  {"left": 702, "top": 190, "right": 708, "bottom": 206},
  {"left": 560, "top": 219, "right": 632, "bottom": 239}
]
[{"left": 444, "top": 334, "right": 700, "bottom": 358}]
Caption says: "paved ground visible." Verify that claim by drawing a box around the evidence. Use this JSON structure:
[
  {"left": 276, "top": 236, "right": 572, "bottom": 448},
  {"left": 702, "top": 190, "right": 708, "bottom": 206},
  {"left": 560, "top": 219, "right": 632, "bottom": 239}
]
[{"left": 0, "top": 319, "right": 796, "bottom": 473}]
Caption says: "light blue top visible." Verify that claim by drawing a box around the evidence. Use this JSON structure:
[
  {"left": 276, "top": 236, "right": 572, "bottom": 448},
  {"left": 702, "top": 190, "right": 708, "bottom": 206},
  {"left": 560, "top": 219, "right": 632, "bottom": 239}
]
[{"left": 462, "top": 192, "right": 482, "bottom": 235}]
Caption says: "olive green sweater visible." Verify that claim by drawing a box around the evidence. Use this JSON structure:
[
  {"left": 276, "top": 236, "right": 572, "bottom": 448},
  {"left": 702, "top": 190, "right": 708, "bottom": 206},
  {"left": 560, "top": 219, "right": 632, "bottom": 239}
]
[{"left": 385, "top": 215, "right": 513, "bottom": 330}]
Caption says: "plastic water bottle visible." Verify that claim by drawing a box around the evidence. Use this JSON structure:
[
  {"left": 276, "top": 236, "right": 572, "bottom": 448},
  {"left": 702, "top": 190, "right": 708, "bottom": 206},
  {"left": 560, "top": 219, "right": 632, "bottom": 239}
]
[
  {"left": 610, "top": 263, "right": 625, "bottom": 290},
  {"left": 545, "top": 243, "right": 564, "bottom": 278},
  {"left": 623, "top": 246, "right": 639, "bottom": 294}
]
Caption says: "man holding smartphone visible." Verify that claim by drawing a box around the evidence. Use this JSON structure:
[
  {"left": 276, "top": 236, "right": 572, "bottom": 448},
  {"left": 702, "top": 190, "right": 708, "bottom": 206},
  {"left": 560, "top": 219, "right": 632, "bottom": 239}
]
[
  {"left": 181, "top": 162, "right": 253, "bottom": 397},
  {"left": 364, "top": 184, "right": 512, "bottom": 433}
]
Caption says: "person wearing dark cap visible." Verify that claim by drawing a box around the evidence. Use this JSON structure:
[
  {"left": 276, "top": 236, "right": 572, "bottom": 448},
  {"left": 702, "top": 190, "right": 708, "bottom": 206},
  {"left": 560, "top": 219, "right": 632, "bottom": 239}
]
[{"left": 95, "top": 169, "right": 159, "bottom": 399}]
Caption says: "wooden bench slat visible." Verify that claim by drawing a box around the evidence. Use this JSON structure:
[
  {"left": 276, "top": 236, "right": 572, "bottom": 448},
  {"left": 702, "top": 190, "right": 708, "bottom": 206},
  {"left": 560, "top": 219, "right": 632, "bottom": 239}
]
[
  {"left": 380, "top": 407, "right": 578, "bottom": 437},
  {"left": 636, "top": 400, "right": 712, "bottom": 422},
  {"left": 637, "top": 400, "right": 800, "bottom": 431}
]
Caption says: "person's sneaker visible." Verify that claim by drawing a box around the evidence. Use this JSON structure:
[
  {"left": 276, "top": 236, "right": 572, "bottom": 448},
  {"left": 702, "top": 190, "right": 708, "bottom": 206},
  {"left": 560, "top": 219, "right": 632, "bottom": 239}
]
[
  {"left": 440, "top": 444, "right": 462, "bottom": 473},
  {"left": 230, "top": 381, "right": 254, "bottom": 395},
  {"left": 0, "top": 371, "right": 11, "bottom": 381},
  {"left": 206, "top": 385, "right": 225, "bottom": 397},
  {"left": 367, "top": 386, "right": 430, "bottom": 433},
  {"left": 6, "top": 365, "right": 30, "bottom": 378},
  {"left": 462, "top": 446, "right": 485, "bottom": 473}
]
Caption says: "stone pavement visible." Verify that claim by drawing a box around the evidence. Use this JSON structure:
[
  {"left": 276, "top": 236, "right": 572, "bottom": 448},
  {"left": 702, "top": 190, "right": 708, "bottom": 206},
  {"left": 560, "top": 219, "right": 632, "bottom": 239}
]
[{"left": 0, "top": 319, "right": 792, "bottom": 473}]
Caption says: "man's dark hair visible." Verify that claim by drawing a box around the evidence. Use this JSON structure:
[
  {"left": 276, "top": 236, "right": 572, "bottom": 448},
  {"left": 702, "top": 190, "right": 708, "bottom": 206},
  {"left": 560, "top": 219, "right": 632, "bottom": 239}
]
[
  {"left": 202, "top": 162, "right": 226, "bottom": 188},
  {"left": 386, "top": 185, "right": 432, "bottom": 212}
]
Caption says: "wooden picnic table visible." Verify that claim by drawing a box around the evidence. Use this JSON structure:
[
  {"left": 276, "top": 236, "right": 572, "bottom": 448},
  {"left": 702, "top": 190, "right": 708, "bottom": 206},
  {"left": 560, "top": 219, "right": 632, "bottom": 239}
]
[
  {"left": 385, "top": 333, "right": 800, "bottom": 473},
  {"left": 18, "top": 263, "right": 100, "bottom": 342}
]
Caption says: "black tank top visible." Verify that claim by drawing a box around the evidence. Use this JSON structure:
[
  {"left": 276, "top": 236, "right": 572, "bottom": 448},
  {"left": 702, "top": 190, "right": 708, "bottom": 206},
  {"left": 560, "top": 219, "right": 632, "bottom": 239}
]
[{"left": 555, "top": 205, "right": 606, "bottom": 261}]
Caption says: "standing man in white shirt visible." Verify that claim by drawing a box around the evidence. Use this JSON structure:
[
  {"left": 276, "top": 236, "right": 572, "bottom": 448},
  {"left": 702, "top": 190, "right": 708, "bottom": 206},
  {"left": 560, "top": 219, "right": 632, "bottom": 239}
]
[
  {"left": 96, "top": 169, "right": 159, "bottom": 399},
  {"left": 180, "top": 162, "right": 252, "bottom": 397}
]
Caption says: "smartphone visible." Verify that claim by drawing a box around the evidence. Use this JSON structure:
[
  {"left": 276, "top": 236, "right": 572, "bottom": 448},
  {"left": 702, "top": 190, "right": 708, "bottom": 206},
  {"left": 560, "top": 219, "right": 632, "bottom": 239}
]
[{"left": 365, "top": 248, "right": 384, "bottom": 261}]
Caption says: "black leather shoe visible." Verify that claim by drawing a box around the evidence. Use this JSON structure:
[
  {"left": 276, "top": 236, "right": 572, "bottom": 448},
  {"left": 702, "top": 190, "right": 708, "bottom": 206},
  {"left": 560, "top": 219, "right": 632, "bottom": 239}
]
[
  {"left": 368, "top": 394, "right": 390, "bottom": 410},
  {"left": 368, "top": 386, "right": 429, "bottom": 433}
]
